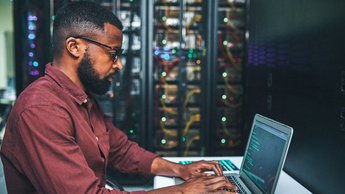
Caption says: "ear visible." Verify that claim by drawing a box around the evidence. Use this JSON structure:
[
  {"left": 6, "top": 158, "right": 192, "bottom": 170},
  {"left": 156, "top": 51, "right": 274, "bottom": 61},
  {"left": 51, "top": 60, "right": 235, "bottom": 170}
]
[{"left": 65, "top": 37, "right": 83, "bottom": 58}]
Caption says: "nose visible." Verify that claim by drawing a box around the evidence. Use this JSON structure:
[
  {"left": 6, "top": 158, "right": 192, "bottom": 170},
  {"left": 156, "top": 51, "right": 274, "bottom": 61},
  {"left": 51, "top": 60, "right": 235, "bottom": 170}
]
[{"left": 113, "top": 58, "right": 123, "bottom": 70}]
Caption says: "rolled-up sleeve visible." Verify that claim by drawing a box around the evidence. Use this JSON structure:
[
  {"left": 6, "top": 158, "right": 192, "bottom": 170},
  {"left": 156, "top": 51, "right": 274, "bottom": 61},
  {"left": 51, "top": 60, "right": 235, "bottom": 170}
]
[{"left": 105, "top": 117, "right": 158, "bottom": 180}]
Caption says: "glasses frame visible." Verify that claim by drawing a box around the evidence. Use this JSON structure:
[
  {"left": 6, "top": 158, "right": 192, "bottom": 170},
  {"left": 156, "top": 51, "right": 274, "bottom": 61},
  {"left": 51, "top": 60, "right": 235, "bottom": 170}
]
[{"left": 73, "top": 36, "right": 124, "bottom": 63}]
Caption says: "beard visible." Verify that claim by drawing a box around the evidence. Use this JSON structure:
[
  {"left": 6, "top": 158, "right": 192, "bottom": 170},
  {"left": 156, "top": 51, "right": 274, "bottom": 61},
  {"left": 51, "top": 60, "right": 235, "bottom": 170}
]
[{"left": 77, "top": 51, "right": 117, "bottom": 95}]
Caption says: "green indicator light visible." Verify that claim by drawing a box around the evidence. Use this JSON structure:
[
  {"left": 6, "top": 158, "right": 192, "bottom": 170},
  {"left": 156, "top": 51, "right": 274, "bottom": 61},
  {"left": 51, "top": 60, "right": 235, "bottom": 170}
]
[
  {"left": 172, "top": 49, "right": 176, "bottom": 54},
  {"left": 130, "top": 130, "right": 134, "bottom": 134},
  {"left": 223, "top": 18, "right": 228, "bottom": 23},
  {"left": 189, "top": 49, "right": 193, "bottom": 53},
  {"left": 188, "top": 54, "right": 192, "bottom": 58},
  {"left": 162, "top": 39, "right": 167, "bottom": 44},
  {"left": 193, "top": 54, "right": 197, "bottom": 58},
  {"left": 222, "top": 95, "right": 227, "bottom": 99},
  {"left": 162, "top": 16, "right": 167, "bottom": 21},
  {"left": 161, "top": 117, "right": 167, "bottom": 122},
  {"left": 130, "top": 0, "right": 133, "bottom": 2},
  {"left": 162, "top": 94, "right": 166, "bottom": 99},
  {"left": 162, "top": 71, "right": 167, "bottom": 76},
  {"left": 52, "top": 15, "right": 55, "bottom": 20},
  {"left": 223, "top": 40, "right": 228, "bottom": 45},
  {"left": 182, "top": 137, "right": 186, "bottom": 141},
  {"left": 222, "top": 117, "right": 226, "bottom": 122},
  {"left": 161, "top": 139, "right": 166, "bottom": 144},
  {"left": 221, "top": 139, "right": 226, "bottom": 144},
  {"left": 222, "top": 72, "right": 227, "bottom": 77}
]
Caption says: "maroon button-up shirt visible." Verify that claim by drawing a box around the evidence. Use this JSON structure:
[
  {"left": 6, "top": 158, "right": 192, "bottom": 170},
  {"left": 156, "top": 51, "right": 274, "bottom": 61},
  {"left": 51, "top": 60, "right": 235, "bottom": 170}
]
[{"left": 0, "top": 63, "right": 158, "bottom": 194}]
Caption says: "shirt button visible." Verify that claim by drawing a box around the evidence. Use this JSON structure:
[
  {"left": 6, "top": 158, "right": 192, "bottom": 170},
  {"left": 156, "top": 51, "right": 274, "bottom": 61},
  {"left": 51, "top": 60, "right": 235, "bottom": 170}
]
[
  {"left": 96, "top": 137, "right": 99, "bottom": 141},
  {"left": 83, "top": 99, "right": 88, "bottom": 103}
]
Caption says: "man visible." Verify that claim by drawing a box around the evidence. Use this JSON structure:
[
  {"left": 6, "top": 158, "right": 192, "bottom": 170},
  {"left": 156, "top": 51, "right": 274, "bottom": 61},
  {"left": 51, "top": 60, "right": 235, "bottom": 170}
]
[{"left": 0, "top": 1, "right": 238, "bottom": 193}]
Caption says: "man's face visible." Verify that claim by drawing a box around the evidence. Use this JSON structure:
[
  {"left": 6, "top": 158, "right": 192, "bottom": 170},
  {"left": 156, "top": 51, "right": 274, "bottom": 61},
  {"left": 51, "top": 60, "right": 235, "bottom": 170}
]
[
  {"left": 77, "top": 50, "right": 118, "bottom": 95},
  {"left": 76, "top": 23, "right": 123, "bottom": 95}
]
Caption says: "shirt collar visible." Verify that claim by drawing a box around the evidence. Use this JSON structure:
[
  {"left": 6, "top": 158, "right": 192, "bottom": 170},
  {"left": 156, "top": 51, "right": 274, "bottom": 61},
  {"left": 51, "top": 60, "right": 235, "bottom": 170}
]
[{"left": 44, "top": 63, "right": 88, "bottom": 105}]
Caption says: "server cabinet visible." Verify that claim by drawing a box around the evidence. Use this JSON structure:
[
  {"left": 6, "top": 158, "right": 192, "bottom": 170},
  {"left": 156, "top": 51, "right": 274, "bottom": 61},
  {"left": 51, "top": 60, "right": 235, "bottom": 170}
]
[
  {"left": 14, "top": 0, "right": 52, "bottom": 96},
  {"left": 147, "top": 0, "right": 246, "bottom": 157},
  {"left": 148, "top": 0, "right": 208, "bottom": 157},
  {"left": 212, "top": 0, "right": 246, "bottom": 156}
]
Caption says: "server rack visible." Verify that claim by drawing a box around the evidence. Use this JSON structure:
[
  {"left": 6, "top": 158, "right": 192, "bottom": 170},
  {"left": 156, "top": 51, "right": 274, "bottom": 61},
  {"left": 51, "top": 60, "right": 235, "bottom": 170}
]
[
  {"left": 147, "top": 0, "right": 209, "bottom": 157},
  {"left": 212, "top": 0, "right": 246, "bottom": 156},
  {"left": 147, "top": 0, "right": 246, "bottom": 157},
  {"left": 14, "top": 0, "right": 52, "bottom": 96}
]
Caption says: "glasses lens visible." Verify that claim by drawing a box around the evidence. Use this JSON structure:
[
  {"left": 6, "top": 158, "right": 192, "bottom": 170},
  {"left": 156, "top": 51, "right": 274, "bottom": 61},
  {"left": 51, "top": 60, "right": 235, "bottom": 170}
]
[{"left": 114, "top": 49, "right": 123, "bottom": 63}]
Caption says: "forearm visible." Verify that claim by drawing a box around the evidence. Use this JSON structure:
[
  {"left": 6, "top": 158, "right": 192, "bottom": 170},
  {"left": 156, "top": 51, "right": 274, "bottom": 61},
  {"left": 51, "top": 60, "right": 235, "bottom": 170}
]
[
  {"left": 150, "top": 157, "right": 184, "bottom": 177},
  {"left": 147, "top": 185, "right": 182, "bottom": 194}
]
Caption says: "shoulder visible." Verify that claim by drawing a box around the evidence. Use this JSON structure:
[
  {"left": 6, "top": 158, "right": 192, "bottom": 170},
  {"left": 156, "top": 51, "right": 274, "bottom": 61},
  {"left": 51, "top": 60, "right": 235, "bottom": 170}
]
[
  {"left": 14, "top": 76, "right": 70, "bottom": 112},
  {"left": 8, "top": 76, "right": 76, "bottom": 129}
]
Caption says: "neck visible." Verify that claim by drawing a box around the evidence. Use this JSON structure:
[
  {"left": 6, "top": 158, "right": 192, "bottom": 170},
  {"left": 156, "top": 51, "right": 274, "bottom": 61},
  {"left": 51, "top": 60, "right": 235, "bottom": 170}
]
[{"left": 52, "top": 58, "right": 86, "bottom": 92}]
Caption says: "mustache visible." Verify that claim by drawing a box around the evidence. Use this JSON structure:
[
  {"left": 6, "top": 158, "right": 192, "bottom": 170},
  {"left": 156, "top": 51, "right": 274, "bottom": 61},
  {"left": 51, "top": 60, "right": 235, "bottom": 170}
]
[{"left": 104, "top": 70, "right": 119, "bottom": 80}]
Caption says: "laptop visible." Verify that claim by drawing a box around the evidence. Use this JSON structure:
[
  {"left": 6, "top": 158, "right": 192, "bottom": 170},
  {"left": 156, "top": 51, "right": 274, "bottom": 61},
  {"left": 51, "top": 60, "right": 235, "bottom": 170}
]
[{"left": 175, "top": 114, "right": 293, "bottom": 194}]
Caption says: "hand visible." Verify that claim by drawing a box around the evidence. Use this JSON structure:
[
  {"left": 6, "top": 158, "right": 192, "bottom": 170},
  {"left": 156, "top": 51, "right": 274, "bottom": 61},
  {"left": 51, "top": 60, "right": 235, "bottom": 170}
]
[
  {"left": 177, "top": 175, "right": 238, "bottom": 194},
  {"left": 179, "top": 160, "right": 223, "bottom": 180}
]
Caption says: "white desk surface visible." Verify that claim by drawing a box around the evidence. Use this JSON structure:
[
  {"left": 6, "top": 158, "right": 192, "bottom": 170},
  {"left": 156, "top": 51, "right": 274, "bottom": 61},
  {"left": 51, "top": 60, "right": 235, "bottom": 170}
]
[{"left": 154, "top": 156, "right": 312, "bottom": 194}]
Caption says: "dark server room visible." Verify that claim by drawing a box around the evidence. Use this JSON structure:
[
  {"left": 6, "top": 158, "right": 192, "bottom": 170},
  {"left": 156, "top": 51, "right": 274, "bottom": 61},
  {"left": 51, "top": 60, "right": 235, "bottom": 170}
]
[{"left": 0, "top": 0, "right": 344, "bottom": 193}]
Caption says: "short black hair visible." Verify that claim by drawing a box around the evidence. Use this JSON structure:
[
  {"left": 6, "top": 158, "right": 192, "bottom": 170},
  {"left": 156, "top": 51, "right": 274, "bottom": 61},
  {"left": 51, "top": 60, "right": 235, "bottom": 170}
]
[{"left": 53, "top": 1, "right": 123, "bottom": 57}]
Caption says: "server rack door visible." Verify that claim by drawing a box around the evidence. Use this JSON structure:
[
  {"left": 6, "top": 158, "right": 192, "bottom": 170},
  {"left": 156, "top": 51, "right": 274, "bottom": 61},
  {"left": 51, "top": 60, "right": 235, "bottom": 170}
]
[
  {"left": 149, "top": 0, "right": 208, "bottom": 157},
  {"left": 212, "top": 0, "right": 246, "bottom": 156},
  {"left": 148, "top": 0, "right": 247, "bottom": 157}
]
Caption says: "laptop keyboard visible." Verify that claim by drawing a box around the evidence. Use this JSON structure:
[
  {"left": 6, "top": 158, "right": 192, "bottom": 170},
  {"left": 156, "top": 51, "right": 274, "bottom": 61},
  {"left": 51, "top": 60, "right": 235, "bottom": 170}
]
[{"left": 224, "top": 175, "right": 248, "bottom": 194}]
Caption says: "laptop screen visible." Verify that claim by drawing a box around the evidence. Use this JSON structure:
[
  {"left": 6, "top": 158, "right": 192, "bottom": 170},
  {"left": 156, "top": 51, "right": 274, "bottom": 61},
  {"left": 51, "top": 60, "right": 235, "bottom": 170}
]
[{"left": 242, "top": 120, "right": 288, "bottom": 194}]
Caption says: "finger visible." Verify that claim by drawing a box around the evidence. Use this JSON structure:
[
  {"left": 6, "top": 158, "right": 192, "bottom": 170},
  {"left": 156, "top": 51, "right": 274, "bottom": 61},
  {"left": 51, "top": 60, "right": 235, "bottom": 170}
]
[
  {"left": 203, "top": 176, "right": 228, "bottom": 185},
  {"left": 217, "top": 162, "right": 223, "bottom": 176},
  {"left": 193, "top": 161, "right": 223, "bottom": 176},
  {"left": 205, "top": 176, "right": 238, "bottom": 191},
  {"left": 205, "top": 179, "right": 236, "bottom": 192},
  {"left": 213, "top": 190, "right": 238, "bottom": 194},
  {"left": 212, "top": 165, "right": 221, "bottom": 176},
  {"left": 206, "top": 160, "right": 221, "bottom": 164},
  {"left": 211, "top": 162, "right": 223, "bottom": 176},
  {"left": 199, "top": 172, "right": 212, "bottom": 176},
  {"left": 199, "top": 161, "right": 221, "bottom": 171},
  {"left": 191, "top": 176, "right": 238, "bottom": 194}
]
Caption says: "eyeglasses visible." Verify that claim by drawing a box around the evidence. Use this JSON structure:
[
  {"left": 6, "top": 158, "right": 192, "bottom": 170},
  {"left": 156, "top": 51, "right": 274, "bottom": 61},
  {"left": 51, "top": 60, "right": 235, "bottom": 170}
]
[{"left": 74, "top": 36, "right": 123, "bottom": 63}]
